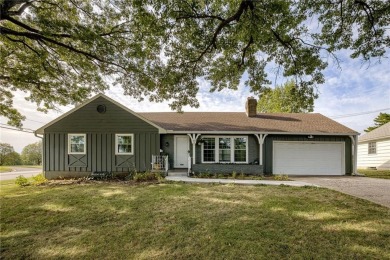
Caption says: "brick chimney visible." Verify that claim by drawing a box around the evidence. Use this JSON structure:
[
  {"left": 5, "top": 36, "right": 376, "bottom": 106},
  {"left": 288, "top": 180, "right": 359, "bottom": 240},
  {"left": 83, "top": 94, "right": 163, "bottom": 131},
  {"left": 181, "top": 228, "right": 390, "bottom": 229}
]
[{"left": 245, "top": 97, "right": 257, "bottom": 117}]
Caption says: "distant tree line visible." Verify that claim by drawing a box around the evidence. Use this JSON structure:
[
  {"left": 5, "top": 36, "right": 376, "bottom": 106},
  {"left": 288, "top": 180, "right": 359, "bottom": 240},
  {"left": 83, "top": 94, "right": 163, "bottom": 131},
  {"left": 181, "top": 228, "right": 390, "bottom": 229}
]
[{"left": 0, "top": 141, "right": 42, "bottom": 166}]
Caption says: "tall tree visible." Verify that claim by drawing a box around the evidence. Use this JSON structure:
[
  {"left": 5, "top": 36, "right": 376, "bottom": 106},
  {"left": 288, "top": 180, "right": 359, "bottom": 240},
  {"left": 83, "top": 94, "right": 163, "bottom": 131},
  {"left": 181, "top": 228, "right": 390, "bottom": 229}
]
[
  {"left": 0, "top": 143, "right": 14, "bottom": 165},
  {"left": 2, "top": 151, "right": 22, "bottom": 165},
  {"left": 21, "top": 141, "right": 42, "bottom": 165},
  {"left": 1, "top": 0, "right": 389, "bottom": 127},
  {"left": 364, "top": 113, "right": 390, "bottom": 132},
  {"left": 257, "top": 81, "right": 316, "bottom": 113}
]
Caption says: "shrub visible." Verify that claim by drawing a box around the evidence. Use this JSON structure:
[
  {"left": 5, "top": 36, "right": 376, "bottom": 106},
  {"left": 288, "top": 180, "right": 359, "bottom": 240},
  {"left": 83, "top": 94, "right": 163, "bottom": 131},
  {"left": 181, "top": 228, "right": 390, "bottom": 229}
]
[
  {"left": 274, "top": 174, "right": 289, "bottom": 181},
  {"left": 32, "top": 174, "right": 48, "bottom": 185},
  {"left": 231, "top": 171, "right": 237, "bottom": 179},
  {"left": 15, "top": 175, "right": 29, "bottom": 187},
  {"left": 133, "top": 172, "right": 163, "bottom": 182}
]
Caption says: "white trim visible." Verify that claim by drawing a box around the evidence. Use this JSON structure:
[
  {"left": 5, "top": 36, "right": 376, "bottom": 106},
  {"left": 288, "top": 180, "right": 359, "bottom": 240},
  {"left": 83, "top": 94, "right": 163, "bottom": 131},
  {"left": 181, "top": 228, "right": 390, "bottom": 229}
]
[
  {"left": 174, "top": 135, "right": 190, "bottom": 168},
  {"left": 35, "top": 93, "right": 166, "bottom": 134},
  {"left": 272, "top": 141, "right": 345, "bottom": 175},
  {"left": 187, "top": 133, "right": 201, "bottom": 165},
  {"left": 166, "top": 130, "right": 358, "bottom": 135},
  {"left": 201, "top": 135, "right": 248, "bottom": 164},
  {"left": 68, "top": 134, "right": 87, "bottom": 155},
  {"left": 115, "top": 134, "right": 134, "bottom": 155}
]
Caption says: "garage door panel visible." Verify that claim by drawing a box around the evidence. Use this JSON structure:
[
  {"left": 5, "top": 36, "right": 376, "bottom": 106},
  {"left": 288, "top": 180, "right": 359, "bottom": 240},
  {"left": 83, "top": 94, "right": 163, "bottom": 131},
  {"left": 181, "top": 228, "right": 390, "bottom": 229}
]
[{"left": 273, "top": 142, "right": 344, "bottom": 175}]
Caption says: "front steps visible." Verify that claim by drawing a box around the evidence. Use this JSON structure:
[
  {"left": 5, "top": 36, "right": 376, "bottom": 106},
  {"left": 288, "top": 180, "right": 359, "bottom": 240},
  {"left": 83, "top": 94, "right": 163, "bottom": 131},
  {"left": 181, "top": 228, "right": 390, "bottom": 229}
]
[{"left": 167, "top": 171, "right": 188, "bottom": 177}]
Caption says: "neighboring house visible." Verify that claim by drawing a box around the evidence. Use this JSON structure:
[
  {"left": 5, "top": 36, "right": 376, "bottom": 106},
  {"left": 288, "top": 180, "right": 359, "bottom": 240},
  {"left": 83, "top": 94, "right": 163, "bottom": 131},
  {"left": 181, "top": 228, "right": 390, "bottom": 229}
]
[
  {"left": 357, "top": 122, "right": 390, "bottom": 170},
  {"left": 35, "top": 94, "right": 358, "bottom": 179}
]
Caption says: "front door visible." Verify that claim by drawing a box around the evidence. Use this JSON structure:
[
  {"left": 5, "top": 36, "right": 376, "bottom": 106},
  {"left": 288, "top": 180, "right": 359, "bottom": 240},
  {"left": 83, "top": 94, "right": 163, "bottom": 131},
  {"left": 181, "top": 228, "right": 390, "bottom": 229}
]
[{"left": 174, "top": 136, "right": 189, "bottom": 168}]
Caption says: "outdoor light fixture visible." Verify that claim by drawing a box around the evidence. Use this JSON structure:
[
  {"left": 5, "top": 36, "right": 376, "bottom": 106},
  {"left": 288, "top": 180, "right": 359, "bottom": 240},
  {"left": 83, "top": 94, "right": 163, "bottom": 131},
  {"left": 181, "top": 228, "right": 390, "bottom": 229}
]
[
  {"left": 307, "top": 135, "right": 314, "bottom": 139},
  {"left": 165, "top": 141, "right": 169, "bottom": 147}
]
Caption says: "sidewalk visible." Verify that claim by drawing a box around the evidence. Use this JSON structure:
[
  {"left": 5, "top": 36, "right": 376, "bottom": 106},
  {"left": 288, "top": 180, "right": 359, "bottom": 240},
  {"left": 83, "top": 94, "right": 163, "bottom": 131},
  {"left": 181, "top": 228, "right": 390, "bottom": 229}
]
[{"left": 165, "top": 176, "right": 318, "bottom": 187}]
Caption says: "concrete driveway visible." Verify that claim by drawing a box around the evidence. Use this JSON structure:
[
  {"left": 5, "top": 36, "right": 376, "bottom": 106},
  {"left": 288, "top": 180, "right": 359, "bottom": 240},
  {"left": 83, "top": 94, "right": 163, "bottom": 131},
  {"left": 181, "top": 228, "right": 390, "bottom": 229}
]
[{"left": 291, "top": 176, "right": 390, "bottom": 208}]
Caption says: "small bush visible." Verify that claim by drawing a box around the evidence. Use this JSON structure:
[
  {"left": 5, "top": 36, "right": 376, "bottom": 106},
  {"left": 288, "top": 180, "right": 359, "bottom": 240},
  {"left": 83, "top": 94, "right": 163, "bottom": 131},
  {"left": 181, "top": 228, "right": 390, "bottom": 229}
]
[
  {"left": 232, "top": 171, "right": 237, "bottom": 179},
  {"left": 32, "top": 174, "right": 48, "bottom": 185},
  {"left": 133, "top": 172, "right": 163, "bottom": 182},
  {"left": 274, "top": 174, "right": 289, "bottom": 181},
  {"left": 15, "top": 175, "right": 29, "bottom": 187}
]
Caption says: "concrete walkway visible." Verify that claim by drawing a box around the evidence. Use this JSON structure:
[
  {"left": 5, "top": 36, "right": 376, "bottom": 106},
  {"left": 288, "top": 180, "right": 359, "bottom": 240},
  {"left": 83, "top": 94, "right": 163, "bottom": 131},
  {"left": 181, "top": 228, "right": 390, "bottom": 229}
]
[{"left": 165, "top": 176, "right": 318, "bottom": 187}]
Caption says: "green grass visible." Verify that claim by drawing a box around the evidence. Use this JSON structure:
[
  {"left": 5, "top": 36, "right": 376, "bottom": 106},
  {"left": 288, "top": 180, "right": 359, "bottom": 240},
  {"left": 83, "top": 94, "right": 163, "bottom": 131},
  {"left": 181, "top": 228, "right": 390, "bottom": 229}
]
[
  {"left": 358, "top": 169, "right": 390, "bottom": 179},
  {"left": 1, "top": 181, "right": 390, "bottom": 259},
  {"left": 0, "top": 166, "right": 12, "bottom": 173}
]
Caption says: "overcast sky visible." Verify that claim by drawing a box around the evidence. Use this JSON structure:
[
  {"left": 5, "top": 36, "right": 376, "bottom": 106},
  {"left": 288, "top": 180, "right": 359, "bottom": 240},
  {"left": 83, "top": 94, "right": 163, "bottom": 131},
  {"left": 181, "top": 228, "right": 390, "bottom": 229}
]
[{"left": 1, "top": 50, "right": 389, "bottom": 153}]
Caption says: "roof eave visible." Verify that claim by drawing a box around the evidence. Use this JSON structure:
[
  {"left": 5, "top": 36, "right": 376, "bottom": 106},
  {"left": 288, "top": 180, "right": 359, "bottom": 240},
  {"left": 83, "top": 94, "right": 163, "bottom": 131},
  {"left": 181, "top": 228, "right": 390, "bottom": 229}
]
[{"left": 164, "top": 130, "right": 358, "bottom": 135}]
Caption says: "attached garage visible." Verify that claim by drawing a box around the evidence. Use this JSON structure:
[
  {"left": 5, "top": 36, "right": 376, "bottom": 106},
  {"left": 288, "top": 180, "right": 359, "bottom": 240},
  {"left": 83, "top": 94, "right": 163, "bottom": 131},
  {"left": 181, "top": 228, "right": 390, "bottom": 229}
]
[{"left": 273, "top": 141, "right": 345, "bottom": 175}]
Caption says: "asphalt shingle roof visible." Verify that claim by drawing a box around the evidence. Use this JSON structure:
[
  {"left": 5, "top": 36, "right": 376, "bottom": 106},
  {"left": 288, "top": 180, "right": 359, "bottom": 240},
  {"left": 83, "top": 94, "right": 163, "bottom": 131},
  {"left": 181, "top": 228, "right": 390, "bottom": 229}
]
[
  {"left": 359, "top": 122, "right": 390, "bottom": 143},
  {"left": 140, "top": 112, "right": 357, "bottom": 134}
]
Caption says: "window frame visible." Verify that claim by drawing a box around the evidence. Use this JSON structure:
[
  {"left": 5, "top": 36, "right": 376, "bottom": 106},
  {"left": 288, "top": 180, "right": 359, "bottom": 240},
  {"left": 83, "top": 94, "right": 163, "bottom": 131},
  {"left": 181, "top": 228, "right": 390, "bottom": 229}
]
[
  {"left": 115, "top": 134, "right": 134, "bottom": 155},
  {"left": 201, "top": 136, "right": 248, "bottom": 164},
  {"left": 68, "top": 134, "right": 87, "bottom": 155},
  {"left": 202, "top": 137, "right": 216, "bottom": 162},
  {"left": 368, "top": 142, "right": 377, "bottom": 154}
]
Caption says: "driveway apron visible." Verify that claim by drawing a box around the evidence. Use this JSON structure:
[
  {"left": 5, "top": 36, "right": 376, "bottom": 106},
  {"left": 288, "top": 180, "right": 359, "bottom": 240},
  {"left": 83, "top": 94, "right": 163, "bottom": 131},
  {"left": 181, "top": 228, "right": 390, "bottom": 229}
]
[{"left": 291, "top": 176, "right": 390, "bottom": 208}]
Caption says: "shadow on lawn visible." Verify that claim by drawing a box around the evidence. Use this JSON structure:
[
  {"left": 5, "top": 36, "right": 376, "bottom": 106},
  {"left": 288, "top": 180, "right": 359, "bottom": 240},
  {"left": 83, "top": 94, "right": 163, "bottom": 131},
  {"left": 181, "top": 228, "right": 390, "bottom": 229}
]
[{"left": 0, "top": 183, "right": 389, "bottom": 259}]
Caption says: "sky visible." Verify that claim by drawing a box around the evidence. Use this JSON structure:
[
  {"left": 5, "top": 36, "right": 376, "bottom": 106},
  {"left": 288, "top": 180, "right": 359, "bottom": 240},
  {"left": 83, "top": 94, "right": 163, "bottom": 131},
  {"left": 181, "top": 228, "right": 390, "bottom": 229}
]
[{"left": 1, "top": 50, "right": 389, "bottom": 153}]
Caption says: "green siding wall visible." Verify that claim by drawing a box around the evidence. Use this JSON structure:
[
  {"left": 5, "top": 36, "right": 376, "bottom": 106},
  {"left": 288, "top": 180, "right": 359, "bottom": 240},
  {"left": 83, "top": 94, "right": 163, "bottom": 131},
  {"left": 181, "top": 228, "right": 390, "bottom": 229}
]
[
  {"left": 43, "top": 97, "right": 160, "bottom": 179},
  {"left": 263, "top": 135, "right": 352, "bottom": 174}
]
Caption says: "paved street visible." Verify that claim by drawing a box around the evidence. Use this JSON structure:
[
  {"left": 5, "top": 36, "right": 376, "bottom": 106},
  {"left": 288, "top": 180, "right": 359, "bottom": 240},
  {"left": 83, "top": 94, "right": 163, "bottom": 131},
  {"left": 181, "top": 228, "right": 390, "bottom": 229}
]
[{"left": 0, "top": 167, "right": 43, "bottom": 181}]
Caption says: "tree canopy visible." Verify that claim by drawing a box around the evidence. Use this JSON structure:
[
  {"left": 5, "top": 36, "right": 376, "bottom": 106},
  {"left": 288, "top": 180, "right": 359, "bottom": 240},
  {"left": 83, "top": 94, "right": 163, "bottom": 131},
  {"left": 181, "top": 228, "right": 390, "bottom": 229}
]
[
  {"left": 21, "top": 141, "right": 42, "bottom": 165},
  {"left": 1, "top": 0, "right": 389, "bottom": 127},
  {"left": 257, "top": 80, "right": 316, "bottom": 113},
  {"left": 0, "top": 142, "right": 23, "bottom": 165},
  {"left": 364, "top": 112, "right": 390, "bottom": 132}
]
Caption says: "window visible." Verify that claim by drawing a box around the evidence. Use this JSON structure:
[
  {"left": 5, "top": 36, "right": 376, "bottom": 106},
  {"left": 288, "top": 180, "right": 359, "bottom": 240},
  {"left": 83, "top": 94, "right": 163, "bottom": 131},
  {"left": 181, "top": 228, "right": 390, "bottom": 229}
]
[
  {"left": 234, "top": 137, "right": 247, "bottom": 162},
  {"left": 202, "top": 136, "right": 247, "bottom": 163},
  {"left": 219, "top": 138, "right": 231, "bottom": 162},
  {"left": 68, "top": 134, "right": 86, "bottom": 154},
  {"left": 203, "top": 138, "right": 215, "bottom": 162},
  {"left": 368, "top": 142, "right": 376, "bottom": 154},
  {"left": 115, "top": 134, "right": 134, "bottom": 155}
]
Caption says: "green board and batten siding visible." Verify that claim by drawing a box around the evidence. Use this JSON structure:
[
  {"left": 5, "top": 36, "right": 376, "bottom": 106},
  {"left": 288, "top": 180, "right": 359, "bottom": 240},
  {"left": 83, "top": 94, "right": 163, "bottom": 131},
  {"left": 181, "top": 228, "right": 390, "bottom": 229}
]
[{"left": 43, "top": 97, "right": 160, "bottom": 179}]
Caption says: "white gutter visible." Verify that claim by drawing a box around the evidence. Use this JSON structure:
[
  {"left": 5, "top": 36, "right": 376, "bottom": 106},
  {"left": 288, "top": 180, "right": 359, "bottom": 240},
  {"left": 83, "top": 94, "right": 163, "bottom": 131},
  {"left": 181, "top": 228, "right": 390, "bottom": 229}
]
[
  {"left": 165, "top": 130, "right": 357, "bottom": 136},
  {"left": 349, "top": 135, "right": 359, "bottom": 175}
]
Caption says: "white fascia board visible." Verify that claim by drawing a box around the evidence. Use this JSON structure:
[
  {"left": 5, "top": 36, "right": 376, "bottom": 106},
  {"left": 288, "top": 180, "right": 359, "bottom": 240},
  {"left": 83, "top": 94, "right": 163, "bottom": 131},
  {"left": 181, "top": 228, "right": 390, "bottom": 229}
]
[{"left": 165, "top": 130, "right": 358, "bottom": 136}]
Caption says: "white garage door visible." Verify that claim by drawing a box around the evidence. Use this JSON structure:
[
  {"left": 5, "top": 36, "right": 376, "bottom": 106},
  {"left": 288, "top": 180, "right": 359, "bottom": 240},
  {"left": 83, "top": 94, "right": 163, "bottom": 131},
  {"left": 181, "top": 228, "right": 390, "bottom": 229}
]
[{"left": 273, "top": 142, "right": 344, "bottom": 175}]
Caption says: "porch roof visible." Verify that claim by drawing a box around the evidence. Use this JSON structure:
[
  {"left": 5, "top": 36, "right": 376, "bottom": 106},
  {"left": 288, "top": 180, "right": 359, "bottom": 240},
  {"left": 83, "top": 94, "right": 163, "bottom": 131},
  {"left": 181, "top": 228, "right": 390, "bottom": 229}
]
[{"left": 140, "top": 112, "right": 357, "bottom": 135}]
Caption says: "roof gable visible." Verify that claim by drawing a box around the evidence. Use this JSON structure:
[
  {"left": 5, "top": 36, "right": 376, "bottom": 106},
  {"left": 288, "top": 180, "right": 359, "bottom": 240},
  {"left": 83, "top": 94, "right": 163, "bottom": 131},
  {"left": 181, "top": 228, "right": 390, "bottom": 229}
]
[
  {"left": 35, "top": 94, "right": 165, "bottom": 134},
  {"left": 359, "top": 122, "right": 390, "bottom": 143}
]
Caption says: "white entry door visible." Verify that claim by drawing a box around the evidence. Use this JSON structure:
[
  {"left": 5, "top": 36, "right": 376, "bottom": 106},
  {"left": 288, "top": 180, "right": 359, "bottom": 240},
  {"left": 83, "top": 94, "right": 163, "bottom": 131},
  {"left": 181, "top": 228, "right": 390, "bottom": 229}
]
[
  {"left": 174, "top": 136, "right": 189, "bottom": 168},
  {"left": 273, "top": 141, "right": 345, "bottom": 175}
]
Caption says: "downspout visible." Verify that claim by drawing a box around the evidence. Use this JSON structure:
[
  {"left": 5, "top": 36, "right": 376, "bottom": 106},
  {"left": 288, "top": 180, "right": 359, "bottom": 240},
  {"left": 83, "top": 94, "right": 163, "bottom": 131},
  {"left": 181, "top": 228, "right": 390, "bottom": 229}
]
[
  {"left": 349, "top": 135, "right": 358, "bottom": 176},
  {"left": 34, "top": 132, "right": 44, "bottom": 178}
]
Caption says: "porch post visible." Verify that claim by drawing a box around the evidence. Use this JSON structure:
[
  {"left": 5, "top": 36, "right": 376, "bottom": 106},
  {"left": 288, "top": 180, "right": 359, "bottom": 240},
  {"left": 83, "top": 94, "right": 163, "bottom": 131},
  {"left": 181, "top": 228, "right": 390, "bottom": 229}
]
[
  {"left": 254, "top": 134, "right": 268, "bottom": 165},
  {"left": 187, "top": 133, "right": 201, "bottom": 165}
]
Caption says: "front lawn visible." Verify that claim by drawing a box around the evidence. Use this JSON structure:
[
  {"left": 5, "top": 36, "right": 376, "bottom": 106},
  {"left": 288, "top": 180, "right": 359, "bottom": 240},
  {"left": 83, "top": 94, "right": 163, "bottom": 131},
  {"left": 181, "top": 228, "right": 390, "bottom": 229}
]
[
  {"left": 1, "top": 181, "right": 389, "bottom": 259},
  {"left": 358, "top": 169, "right": 390, "bottom": 179}
]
